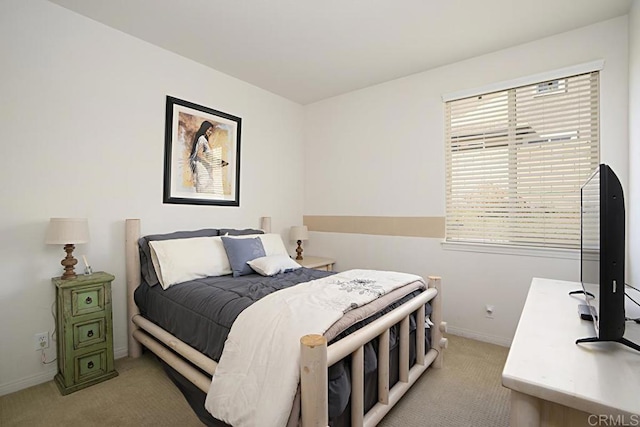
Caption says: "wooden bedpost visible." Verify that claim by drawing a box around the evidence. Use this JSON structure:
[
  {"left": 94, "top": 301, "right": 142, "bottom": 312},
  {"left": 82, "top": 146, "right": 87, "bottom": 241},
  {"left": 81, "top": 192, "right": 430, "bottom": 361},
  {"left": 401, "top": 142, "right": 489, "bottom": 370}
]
[
  {"left": 300, "top": 334, "right": 328, "bottom": 427},
  {"left": 428, "top": 276, "right": 447, "bottom": 368},
  {"left": 126, "top": 219, "right": 143, "bottom": 358}
]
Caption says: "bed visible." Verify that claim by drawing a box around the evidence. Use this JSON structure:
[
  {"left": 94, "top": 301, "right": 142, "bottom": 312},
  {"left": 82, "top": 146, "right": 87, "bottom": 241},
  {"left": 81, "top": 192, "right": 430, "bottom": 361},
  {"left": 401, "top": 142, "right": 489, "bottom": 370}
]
[{"left": 124, "top": 219, "right": 447, "bottom": 426}]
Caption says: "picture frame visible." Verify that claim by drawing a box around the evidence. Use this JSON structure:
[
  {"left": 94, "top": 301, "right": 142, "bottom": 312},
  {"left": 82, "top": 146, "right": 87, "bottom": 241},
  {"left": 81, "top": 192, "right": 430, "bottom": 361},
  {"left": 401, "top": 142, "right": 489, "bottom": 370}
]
[{"left": 163, "top": 96, "right": 241, "bottom": 206}]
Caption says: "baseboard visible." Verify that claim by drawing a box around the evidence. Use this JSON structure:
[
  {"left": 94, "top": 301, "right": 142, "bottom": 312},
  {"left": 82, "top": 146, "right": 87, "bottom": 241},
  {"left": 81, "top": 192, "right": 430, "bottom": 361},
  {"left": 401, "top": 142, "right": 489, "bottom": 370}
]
[
  {"left": 0, "top": 367, "right": 57, "bottom": 397},
  {"left": 114, "top": 346, "right": 128, "bottom": 359},
  {"left": 447, "top": 326, "right": 512, "bottom": 347},
  {"left": 0, "top": 346, "right": 131, "bottom": 397}
]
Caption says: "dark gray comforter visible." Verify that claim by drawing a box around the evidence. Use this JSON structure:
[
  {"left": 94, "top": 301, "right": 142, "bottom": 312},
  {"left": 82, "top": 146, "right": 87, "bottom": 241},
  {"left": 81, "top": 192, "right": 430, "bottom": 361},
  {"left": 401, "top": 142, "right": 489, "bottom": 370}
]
[
  {"left": 134, "top": 268, "right": 334, "bottom": 362},
  {"left": 134, "top": 268, "right": 431, "bottom": 424}
]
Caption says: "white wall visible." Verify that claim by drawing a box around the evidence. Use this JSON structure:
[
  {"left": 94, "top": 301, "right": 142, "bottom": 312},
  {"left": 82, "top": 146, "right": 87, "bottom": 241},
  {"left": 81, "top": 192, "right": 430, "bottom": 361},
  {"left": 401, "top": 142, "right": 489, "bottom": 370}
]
[
  {"left": 304, "top": 17, "right": 629, "bottom": 346},
  {"left": 0, "top": 1, "right": 632, "bottom": 397},
  {"left": 0, "top": 0, "right": 304, "bottom": 394},
  {"left": 629, "top": 0, "right": 640, "bottom": 293}
]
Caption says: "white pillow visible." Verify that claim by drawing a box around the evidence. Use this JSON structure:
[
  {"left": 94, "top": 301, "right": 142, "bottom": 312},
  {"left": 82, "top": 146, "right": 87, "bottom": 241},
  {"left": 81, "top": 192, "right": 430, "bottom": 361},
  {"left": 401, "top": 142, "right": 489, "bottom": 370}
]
[
  {"left": 226, "top": 233, "right": 289, "bottom": 257},
  {"left": 149, "top": 236, "right": 231, "bottom": 289},
  {"left": 247, "top": 255, "right": 302, "bottom": 276}
]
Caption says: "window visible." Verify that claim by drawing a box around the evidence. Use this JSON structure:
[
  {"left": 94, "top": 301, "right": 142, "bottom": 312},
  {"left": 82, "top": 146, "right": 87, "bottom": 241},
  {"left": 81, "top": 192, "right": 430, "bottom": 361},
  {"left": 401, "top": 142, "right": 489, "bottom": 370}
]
[{"left": 445, "top": 71, "right": 599, "bottom": 249}]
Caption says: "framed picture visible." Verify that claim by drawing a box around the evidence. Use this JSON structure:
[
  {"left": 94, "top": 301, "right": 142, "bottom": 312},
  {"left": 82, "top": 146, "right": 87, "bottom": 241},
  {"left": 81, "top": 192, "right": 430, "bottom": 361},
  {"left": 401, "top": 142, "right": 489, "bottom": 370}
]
[{"left": 163, "top": 96, "right": 241, "bottom": 206}]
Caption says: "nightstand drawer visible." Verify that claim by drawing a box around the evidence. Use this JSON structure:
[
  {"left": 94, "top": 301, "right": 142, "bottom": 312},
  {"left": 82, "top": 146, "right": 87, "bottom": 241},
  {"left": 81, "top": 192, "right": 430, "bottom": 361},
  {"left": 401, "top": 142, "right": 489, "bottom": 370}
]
[
  {"left": 73, "top": 318, "right": 106, "bottom": 349},
  {"left": 75, "top": 349, "right": 107, "bottom": 382},
  {"left": 72, "top": 285, "right": 105, "bottom": 316}
]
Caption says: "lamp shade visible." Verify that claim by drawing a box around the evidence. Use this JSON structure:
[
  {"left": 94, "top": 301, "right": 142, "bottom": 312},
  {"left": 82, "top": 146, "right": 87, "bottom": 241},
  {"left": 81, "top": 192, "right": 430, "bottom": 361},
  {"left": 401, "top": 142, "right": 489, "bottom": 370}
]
[
  {"left": 45, "top": 218, "right": 90, "bottom": 245},
  {"left": 289, "top": 225, "right": 309, "bottom": 242}
]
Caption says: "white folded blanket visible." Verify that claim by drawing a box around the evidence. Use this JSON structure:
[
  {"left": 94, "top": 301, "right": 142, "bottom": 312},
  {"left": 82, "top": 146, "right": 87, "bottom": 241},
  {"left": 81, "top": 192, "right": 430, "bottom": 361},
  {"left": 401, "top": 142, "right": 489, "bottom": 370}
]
[{"left": 204, "top": 269, "right": 424, "bottom": 426}]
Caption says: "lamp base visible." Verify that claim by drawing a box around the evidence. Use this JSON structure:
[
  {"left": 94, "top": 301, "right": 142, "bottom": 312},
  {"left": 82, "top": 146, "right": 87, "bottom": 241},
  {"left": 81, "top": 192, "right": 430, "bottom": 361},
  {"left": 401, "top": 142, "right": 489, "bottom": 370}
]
[
  {"left": 296, "top": 240, "right": 304, "bottom": 260},
  {"left": 61, "top": 244, "right": 78, "bottom": 280}
]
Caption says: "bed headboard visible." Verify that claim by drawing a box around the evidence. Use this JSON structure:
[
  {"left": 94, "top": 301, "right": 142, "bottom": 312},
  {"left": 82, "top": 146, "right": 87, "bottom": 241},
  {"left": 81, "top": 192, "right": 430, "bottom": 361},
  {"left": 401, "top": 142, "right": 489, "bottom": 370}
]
[{"left": 125, "top": 219, "right": 142, "bottom": 357}]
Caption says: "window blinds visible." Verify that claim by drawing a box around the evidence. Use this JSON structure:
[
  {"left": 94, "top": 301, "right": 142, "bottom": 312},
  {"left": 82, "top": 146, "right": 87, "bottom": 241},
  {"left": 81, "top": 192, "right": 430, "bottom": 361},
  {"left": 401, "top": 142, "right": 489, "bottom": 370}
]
[{"left": 444, "top": 72, "right": 599, "bottom": 249}]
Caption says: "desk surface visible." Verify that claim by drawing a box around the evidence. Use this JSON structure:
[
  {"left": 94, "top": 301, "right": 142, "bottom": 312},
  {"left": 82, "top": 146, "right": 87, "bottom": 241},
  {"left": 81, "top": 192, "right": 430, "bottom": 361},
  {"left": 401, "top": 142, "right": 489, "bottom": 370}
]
[{"left": 502, "top": 278, "right": 640, "bottom": 416}]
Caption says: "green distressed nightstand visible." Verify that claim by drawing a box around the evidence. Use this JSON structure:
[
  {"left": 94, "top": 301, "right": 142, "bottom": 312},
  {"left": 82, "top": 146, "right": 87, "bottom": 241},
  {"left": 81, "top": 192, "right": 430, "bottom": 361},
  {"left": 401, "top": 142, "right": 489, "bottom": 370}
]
[{"left": 53, "top": 272, "right": 118, "bottom": 395}]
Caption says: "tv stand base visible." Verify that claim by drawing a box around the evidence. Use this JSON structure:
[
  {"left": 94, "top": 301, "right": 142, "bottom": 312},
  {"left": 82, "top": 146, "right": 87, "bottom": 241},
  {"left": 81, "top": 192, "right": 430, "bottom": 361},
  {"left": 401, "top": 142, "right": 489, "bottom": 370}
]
[{"left": 576, "top": 336, "right": 640, "bottom": 352}]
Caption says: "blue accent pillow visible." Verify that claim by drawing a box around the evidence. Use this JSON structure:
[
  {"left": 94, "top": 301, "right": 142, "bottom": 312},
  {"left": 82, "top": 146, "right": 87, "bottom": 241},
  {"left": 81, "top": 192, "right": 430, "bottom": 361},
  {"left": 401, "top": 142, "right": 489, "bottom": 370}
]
[{"left": 221, "top": 236, "right": 266, "bottom": 277}]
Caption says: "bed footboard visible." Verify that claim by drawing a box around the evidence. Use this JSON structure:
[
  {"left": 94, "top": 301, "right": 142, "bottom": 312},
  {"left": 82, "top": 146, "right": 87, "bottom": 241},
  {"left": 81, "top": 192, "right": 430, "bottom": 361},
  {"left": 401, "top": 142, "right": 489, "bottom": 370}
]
[{"left": 300, "top": 276, "right": 446, "bottom": 427}]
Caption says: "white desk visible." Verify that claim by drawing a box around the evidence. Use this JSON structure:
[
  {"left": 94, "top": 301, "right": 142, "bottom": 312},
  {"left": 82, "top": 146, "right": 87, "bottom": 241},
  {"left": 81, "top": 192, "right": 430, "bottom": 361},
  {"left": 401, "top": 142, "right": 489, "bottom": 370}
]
[{"left": 502, "top": 278, "right": 640, "bottom": 426}]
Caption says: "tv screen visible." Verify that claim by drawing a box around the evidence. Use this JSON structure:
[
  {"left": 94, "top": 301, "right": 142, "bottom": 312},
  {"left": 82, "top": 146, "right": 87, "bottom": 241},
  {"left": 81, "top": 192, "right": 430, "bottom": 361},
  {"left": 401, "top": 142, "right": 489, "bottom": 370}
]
[
  {"left": 580, "top": 168, "right": 599, "bottom": 283},
  {"left": 580, "top": 168, "right": 600, "bottom": 330},
  {"left": 580, "top": 164, "right": 626, "bottom": 342}
]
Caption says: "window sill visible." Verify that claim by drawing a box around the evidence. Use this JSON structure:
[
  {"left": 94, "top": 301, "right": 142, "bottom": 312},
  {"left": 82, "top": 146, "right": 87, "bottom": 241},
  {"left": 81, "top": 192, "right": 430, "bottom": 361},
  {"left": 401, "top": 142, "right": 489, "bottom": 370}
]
[{"left": 440, "top": 241, "right": 594, "bottom": 260}]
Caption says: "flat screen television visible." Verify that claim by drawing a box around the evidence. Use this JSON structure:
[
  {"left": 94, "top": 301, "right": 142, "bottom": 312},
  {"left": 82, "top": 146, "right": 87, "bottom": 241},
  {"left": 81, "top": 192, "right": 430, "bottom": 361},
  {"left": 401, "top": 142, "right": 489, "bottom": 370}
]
[{"left": 579, "top": 164, "right": 639, "bottom": 351}]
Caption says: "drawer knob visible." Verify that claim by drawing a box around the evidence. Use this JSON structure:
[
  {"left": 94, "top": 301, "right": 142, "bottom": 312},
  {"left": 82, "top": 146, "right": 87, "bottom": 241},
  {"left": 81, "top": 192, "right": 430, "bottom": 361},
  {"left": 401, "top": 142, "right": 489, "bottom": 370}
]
[
  {"left": 87, "top": 361, "right": 94, "bottom": 369},
  {"left": 87, "top": 329, "right": 94, "bottom": 338},
  {"left": 85, "top": 296, "right": 93, "bottom": 305}
]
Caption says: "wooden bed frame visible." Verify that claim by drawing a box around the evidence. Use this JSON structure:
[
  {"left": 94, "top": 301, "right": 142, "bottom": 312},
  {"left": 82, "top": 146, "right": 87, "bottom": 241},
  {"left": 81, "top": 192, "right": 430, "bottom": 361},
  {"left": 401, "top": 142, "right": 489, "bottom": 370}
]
[{"left": 125, "top": 218, "right": 448, "bottom": 426}]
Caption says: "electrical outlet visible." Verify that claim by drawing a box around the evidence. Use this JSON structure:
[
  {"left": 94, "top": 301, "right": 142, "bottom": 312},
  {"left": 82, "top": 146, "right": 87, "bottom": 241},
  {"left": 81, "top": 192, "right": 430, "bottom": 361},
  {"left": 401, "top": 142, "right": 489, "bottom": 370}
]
[
  {"left": 485, "top": 304, "right": 495, "bottom": 319},
  {"left": 34, "top": 332, "right": 49, "bottom": 350}
]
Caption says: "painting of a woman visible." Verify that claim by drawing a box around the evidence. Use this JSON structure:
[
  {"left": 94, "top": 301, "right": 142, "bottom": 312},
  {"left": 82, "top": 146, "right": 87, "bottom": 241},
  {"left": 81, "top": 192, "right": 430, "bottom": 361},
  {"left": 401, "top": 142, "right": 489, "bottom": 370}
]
[
  {"left": 188, "top": 121, "right": 229, "bottom": 194},
  {"left": 164, "top": 96, "right": 241, "bottom": 206}
]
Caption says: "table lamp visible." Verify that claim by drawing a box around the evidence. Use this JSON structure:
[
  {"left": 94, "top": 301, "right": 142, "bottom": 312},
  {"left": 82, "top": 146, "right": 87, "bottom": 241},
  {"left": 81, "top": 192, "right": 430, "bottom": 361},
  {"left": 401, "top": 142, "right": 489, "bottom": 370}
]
[
  {"left": 290, "top": 225, "right": 309, "bottom": 260},
  {"left": 45, "top": 218, "right": 90, "bottom": 280}
]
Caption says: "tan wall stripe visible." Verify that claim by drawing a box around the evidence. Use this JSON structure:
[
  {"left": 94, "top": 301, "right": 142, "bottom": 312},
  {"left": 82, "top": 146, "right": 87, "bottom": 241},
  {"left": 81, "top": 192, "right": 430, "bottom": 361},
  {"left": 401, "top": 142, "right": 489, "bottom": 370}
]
[{"left": 303, "top": 216, "right": 445, "bottom": 238}]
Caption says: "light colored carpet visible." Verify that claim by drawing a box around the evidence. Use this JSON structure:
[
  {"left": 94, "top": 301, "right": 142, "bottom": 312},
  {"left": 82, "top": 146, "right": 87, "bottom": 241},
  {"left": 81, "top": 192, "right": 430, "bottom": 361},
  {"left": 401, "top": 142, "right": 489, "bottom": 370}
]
[
  {"left": 0, "top": 353, "right": 202, "bottom": 427},
  {"left": 0, "top": 335, "right": 509, "bottom": 426},
  {"left": 379, "top": 334, "right": 510, "bottom": 427}
]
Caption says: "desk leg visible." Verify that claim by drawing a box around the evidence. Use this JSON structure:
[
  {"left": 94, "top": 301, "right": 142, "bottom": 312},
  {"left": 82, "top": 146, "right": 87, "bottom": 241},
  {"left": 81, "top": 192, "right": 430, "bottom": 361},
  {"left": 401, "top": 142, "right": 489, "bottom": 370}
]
[{"left": 510, "top": 390, "right": 541, "bottom": 427}]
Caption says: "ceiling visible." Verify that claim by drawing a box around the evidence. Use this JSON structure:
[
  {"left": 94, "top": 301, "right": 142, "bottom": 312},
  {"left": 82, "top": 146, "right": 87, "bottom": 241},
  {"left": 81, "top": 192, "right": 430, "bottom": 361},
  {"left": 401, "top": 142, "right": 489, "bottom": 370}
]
[{"left": 48, "top": 0, "right": 632, "bottom": 105}]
